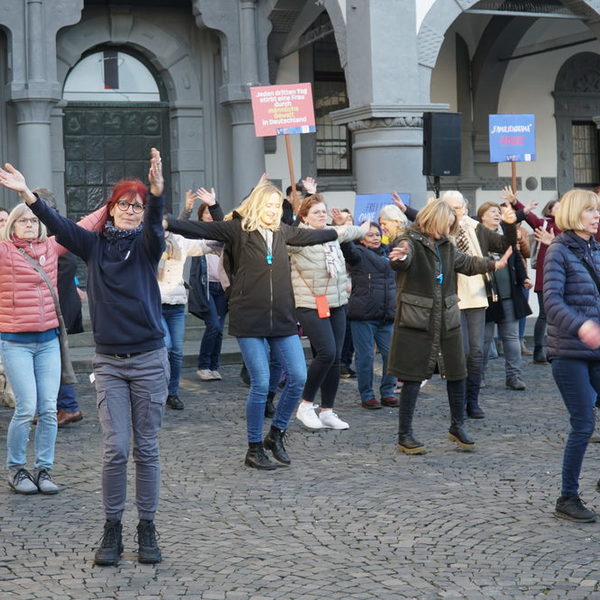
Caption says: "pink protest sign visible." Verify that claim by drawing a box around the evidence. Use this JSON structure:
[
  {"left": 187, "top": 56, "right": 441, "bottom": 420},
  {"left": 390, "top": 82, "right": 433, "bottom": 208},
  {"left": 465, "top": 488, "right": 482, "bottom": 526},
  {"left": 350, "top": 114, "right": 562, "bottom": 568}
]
[{"left": 250, "top": 83, "right": 316, "bottom": 137}]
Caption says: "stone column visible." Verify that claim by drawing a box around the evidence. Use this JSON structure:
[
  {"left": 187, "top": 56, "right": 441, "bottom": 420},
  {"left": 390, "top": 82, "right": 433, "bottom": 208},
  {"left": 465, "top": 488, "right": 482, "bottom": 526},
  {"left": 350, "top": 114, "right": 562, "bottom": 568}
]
[
  {"left": 331, "top": 0, "right": 444, "bottom": 208},
  {"left": 12, "top": 99, "right": 55, "bottom": 188}
]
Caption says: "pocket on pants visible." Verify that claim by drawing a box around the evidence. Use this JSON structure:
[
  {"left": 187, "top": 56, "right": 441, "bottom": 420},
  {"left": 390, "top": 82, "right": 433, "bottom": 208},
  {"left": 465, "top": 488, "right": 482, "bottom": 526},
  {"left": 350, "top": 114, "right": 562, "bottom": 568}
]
[
  {"left": 96, "top": 390, "right": 113, "bottom": 430},
  {"left": 144, "top": 392, "right": 166, "bottom": 431}
]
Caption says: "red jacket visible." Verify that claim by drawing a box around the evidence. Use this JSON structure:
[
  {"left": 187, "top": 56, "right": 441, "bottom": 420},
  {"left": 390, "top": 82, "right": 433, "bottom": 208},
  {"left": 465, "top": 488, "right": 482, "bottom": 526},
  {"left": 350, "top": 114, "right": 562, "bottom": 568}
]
[{"left": 0, "top": 237, "right": 62, "bottom": 333}]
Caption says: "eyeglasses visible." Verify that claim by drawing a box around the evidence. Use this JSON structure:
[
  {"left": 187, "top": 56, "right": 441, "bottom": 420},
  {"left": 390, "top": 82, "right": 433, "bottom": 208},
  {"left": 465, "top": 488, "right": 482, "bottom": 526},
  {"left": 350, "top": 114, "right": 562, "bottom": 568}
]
[
  {"left": 116, "top": 200, "right": 145, "bottom": 214},
  {"left": 16, "top": 217, "right": 39, "bottom": 225}
]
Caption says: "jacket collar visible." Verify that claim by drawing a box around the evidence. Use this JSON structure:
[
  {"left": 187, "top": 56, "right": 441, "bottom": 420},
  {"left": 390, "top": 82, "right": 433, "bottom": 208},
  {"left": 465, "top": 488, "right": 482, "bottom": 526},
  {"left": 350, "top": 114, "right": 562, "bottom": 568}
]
[{"left": 556, "top": 230, "right": 598, "bottom": 252}]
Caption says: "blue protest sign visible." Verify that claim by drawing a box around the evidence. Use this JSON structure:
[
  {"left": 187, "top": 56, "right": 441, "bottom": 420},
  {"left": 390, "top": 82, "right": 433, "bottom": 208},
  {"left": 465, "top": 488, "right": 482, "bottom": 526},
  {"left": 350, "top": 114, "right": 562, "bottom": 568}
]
[
  {"left": 353, "top": 193, "right": 410, "bottom": 225},
  {"left": 489, "top": 114, "right": 536, "bottom": 163}
]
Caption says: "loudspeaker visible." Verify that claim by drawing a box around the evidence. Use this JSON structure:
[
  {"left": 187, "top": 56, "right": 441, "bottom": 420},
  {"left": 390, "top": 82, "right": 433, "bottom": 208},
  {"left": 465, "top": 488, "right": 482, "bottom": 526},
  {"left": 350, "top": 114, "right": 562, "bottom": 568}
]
[{"left": 422, "top": 112, "right": 462, "bottom": 176}]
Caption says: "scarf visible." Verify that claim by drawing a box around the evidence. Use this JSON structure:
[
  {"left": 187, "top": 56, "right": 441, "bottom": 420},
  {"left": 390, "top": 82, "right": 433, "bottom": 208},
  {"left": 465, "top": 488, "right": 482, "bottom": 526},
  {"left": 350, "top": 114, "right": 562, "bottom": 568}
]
[
  {"left": 103, "top": 220, "right": 143, "bottom": 240},
  {"left": 323, "top": 241, "right": 341, "bottom": 278}
]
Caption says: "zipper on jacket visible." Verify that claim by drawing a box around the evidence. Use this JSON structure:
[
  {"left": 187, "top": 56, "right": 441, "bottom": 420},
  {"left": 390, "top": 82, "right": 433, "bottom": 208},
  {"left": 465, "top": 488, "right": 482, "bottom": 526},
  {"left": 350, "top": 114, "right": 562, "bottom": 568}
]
[{"left": 29, "top": 241, "right": 46, "bottom": 325}]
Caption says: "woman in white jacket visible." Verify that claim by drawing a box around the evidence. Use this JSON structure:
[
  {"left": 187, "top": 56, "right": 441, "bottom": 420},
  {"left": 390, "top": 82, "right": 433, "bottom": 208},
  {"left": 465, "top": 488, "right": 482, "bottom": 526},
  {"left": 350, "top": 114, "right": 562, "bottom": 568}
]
[
  {"left": 289, "top": 195, "right": 366, "bottom": 430},
  {"left": 159, "top": 199, "right": 218, "bottom": 410}
]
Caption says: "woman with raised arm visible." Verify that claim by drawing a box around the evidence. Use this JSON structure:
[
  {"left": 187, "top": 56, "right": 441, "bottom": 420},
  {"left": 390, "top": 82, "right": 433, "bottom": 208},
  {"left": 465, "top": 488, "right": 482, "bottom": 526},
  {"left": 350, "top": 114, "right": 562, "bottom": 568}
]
[
  {"left": 388, "top": 200, "right": 511, "bottom": 455},
  {"left": 289, "top": 195, "right": 366, "bottom": 431},
  {"left": 0, "top": 149, "right": 168, "bottom": 567},
  {"left": 166, "top": 183, "right": 339, "bottom": 470}
]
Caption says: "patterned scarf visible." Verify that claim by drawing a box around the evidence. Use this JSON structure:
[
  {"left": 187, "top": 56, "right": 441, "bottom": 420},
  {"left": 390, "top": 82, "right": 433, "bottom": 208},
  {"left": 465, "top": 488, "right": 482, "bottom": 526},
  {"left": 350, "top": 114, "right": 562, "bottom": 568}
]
[
  {"left": 323, "top": 241, "right": 341, "bottom": 279},
  {"left": 103, "top": 220, "right": 143, "bottom": 240},
  {"left": 456, "top": 225, "right": 471, "bottom": 255}
]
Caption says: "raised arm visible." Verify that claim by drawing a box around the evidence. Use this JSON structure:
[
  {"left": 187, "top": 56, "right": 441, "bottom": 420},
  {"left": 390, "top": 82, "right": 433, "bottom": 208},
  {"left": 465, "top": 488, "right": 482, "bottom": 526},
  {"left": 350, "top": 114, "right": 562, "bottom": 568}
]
[
  {"left": 283, "top": 223, "right": 337, "bottom": 246},
  {"left": 167, "top": 215, "right": 236, "bottom": 243}
]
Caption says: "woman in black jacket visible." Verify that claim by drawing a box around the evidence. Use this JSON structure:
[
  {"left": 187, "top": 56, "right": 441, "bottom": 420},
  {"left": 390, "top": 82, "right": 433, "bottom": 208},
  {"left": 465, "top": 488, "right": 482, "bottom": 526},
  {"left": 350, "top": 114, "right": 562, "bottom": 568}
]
[
  {"left": 341, "top": 223, "right": 397, "bottom": 410},
  {"left": 167, "top": 183, "right": 339, "bottom": 470}
]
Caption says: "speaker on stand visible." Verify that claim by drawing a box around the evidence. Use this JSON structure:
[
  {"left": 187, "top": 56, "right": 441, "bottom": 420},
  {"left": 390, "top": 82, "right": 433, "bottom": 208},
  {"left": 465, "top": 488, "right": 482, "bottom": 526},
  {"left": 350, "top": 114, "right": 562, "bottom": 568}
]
[{"left": 422, "top": 112, "right": 462, "bottom": 197}]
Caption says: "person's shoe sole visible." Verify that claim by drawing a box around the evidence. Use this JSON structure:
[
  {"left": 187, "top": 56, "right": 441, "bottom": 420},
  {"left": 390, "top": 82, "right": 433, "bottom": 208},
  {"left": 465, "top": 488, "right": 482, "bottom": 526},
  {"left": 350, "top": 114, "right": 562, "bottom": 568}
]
[
  {"left": 297, "top": 421, "right": 324, "bottom": 431},
  {"left": 244, "top": 457, "right": 277, "bottom": 470},
  {"left": 361, "top": 403, "right": 382, "bottom": 410},
  {"left": 396, "top": 443, "right": 426, "bottom": 455},
  {"left": 94, "top": 557, "right": 120, "bottom": 566},
  {"left": 467, "top": 412, "right": 485, "bottom": 419},
  {"left": 138, "top": 554, "right": 162, "bottom": 564},
  {"left": 8, "top": 483, "right": 38, "bottom": 495},
  {"left": 554, "top": 509, "right": 597, "bottom": 523},
  {"left": 448, "top": 433, "right": 476, "bottom": 451}
]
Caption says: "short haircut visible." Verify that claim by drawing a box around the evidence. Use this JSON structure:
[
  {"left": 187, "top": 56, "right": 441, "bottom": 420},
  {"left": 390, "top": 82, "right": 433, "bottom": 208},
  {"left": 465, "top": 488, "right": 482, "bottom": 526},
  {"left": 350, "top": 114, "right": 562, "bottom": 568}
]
[
  {"left": 32, "top": 187, "right": 57, "bottom": 211},
  {"left": 414, "top": 199, "right": 459, "bottom": 238},
  {"left": 555, "top": 189, "right": 600, "bottom": 231},
  {"left": 542, "top": 199, "right": 559, "bottom": 218},
  {"left": 297, "top": 194, "right": 326, "bottom": 222},
  {"left": 476, "top": 201, "right": 502, "bottom": 221},
  {"left": 441, "top": 190, "right": 466, "bottom": 206},
  {"left": 0, "top": 203, "right": 47, "bottom": 242},
  {"left": 378, "top": 204, "right": 407, "bottom": 224}
]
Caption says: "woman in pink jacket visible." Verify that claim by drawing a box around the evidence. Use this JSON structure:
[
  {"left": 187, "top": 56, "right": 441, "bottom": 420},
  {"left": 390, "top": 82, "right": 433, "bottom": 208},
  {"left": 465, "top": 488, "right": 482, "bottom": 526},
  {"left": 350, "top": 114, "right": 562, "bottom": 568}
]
[{"left": 0, "top": 203, "right": 63, "bottom": 495}]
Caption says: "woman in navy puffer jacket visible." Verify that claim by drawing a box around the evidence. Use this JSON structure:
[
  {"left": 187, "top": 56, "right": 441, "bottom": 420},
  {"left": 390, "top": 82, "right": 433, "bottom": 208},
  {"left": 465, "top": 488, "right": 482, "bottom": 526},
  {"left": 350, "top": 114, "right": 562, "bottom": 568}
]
[{"left": 544, "top": 189, "right": 600, "bottom": 523}]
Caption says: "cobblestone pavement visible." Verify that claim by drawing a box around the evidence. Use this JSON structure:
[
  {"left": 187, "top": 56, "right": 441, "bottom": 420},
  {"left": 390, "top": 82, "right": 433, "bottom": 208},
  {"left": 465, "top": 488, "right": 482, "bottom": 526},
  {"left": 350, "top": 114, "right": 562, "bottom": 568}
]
[{"left": 2, "top": 354, "right": 600, "bottom": 600}]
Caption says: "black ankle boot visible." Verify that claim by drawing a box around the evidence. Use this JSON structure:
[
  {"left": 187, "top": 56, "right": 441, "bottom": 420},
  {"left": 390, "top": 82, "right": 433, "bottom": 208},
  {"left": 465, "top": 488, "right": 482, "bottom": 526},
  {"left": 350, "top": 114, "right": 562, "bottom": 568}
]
[
  {"left": 466, "top": 399, "right": 485, "bottom": 419},
  {"left": 136, "top": 519, "right": 162, "bottom": 564},
  {"left": 263, "top": 426, "right": 290, "bottom": 465},
  {"left": 264, "top": 391, "right": 276, "bottom": 419},
  {"left": 447, "top": 380, "right": 475, "bottom": 451},
  {"left": 448, "top": 424, "right": 475, "bottom": 450},
  {"left": 94, "top": 520, "right": 123, "bottom": 566},
  {"left": 533, "top": 346, "right": 549, "bottom": 364},
  {"left": 396, "top": 433, "right": 425, "bottom": 454},
  {"left": 244, "top": 442, "right": 277, "bottom": 470}
]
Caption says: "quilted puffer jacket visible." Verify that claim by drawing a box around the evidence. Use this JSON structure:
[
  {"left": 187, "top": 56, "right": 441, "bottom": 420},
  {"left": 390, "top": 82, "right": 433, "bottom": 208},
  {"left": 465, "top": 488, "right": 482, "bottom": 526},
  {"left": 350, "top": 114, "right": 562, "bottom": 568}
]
[
  {"left": 544, "top": 231, "right": 600, "bottom": 361},
  {"left": 0, "top": 237, "right": 60, "bottom": 333},
  {"left": 289, "top": 224, "right": 364, "bottom": 309}
]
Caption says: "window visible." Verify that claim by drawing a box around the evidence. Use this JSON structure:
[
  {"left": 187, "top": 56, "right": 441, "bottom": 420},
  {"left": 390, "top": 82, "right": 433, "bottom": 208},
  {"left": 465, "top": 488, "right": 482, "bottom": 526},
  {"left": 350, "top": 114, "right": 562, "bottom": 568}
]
[
  {"left": 312, "top": 18, "right": 351, "bottom": 176},
  {"left": 572, "top": 121, "right": 600, "bottom": 186},
  {"left": 63, "top": 50, "right": 161, "bottom": 102}
]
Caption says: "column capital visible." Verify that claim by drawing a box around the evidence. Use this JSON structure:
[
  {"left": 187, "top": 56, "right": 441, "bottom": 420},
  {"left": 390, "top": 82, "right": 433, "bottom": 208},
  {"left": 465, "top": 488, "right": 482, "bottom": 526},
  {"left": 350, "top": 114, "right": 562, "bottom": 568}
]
[
  {"left": 11, "top": 98, "right": 57, "bottom": 125},
  {"left": 330, "top": 104, "right": 450, "bottom": 127}
]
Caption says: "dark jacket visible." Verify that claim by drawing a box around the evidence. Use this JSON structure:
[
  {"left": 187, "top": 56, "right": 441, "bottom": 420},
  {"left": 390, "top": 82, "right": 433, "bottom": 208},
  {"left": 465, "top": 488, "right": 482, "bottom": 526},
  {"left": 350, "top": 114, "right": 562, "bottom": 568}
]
[
  {"left": 167, "top": 214, "right": 337, "bottom": 337},
  {"left": 484, "top": 223, "right": 531, "bottom": 323},
  {"left": 341, "top": 242, "right": 396, "bottom": 322},
  {"left": 388, "top": 228, "right": 495, "bottom": 382},
  {"left": 544, "top": 231, "right": 600, "bottom": 362},
  {"left": 31, "top": 194, "right": 166, "bottom": 355},
  {"left": 57, "top": 252, "right": 83, "bottom": 335},
  {"left": 186, "top": 203, "right": 225, "bottom": 318}
]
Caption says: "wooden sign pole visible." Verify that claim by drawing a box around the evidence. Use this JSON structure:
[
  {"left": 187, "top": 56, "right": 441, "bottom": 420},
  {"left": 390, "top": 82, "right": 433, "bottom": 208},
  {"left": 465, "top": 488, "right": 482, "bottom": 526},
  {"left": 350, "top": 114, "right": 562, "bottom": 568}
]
[
  {"left": 511, "top": 161, "right": 517, "bottom": 195},
  {"left": 285, "top": 133, "right": 297, "bottom": 198}
]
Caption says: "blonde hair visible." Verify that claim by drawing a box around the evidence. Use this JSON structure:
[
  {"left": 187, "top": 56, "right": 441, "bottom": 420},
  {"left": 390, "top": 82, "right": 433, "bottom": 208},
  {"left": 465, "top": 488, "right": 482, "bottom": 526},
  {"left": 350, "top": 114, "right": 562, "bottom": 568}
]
[
  {"left": 556, "top": 189, "right": 600, "bottom": 231},
  {"left": 414, "top": 199, "right": 459, "bottom": 238},
  {"left": 225, "top": 183, "right": 283, "bottom": 231},
  {"left": 0, "top": 203, "right": 47, "bottom": 242}
]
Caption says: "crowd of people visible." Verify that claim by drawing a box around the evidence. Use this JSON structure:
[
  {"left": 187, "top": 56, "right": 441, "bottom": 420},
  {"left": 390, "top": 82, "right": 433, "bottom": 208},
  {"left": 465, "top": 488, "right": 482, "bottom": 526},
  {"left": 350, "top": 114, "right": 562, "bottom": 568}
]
[{"left": 1, "top": 148, "right": 600, "bottom": 568}]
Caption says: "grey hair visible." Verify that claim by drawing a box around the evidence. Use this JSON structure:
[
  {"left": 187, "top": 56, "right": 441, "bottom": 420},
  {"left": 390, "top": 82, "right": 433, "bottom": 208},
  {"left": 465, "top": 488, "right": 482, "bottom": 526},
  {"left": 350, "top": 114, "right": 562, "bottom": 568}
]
[
  {"left": 378, "top": 204, "right": 407, "bottom": 224},
  {"left": 0, "top": 203, "right": 47, "bottom": 242},
  {"left": 441, "top": 190, "right": 467, "bottom": 206}
]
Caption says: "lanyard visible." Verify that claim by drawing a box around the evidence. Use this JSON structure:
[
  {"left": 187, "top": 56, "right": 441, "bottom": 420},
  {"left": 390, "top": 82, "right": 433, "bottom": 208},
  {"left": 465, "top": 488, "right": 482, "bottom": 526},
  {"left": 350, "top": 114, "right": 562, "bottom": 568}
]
[{"left": 434, "top": 242, "right": 443, "bottom": 285}]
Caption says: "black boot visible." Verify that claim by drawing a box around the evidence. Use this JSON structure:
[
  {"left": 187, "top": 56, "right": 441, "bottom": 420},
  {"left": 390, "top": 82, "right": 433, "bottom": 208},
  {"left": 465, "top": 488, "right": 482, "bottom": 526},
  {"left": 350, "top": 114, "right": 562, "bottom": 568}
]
[
  {"left": 466, "top": 379, "right": 485, "bottom": 419},
  {"left": 397, "top": 382, "right": 425, "bottom": 454},
  {"left": 533, "top": 346, "right": 549, "bottom": 365},
  {"left": 264, "top": 391, "right": 276, "bottom": 419},
  {"left": 447, "top": 380, "right": 475, "bottom": 451},
  {"left": 244, "top": 442, "right": 277, "bottom": 470},
  {"left": 136, "top": 519, "right": 162, "bottom": 564},
  {"left": 263, "top": 426, "right": 290, "bottom": 465},
  {"left": 94, "top": 520, "right": 123, "bottom": 566}
]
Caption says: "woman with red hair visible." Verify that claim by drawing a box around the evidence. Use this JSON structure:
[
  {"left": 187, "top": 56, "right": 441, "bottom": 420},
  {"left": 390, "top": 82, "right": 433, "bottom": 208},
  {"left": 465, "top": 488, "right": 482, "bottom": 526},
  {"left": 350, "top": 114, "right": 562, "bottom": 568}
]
[{"left": 0, "top": 148, "right": 168, "bottom": 567}]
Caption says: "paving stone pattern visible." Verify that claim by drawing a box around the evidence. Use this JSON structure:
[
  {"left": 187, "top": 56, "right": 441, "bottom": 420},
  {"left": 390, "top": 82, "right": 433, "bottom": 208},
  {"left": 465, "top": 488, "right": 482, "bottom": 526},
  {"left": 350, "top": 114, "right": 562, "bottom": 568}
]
[{"left": 1, "top": 356, "right": 600, "bottom": 599}]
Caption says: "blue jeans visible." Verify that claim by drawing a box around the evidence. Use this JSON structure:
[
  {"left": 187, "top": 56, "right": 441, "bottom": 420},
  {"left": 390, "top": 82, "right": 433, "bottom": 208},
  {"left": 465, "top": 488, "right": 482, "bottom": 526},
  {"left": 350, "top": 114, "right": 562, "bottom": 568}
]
[
  {"left": 350, "top": 320, "right": 396, "bottom": 401},
  {"left": 482, "top": 299, "right": 522, "bottom": 381},
  {"left": 552, "top": 359, "right": 600, "bottom": 497},
  {"left": 57, "top": 384, "right": 79, "bottom": 412},
  {"left": 1, "top": 337, "right": 60, "bottom": 470},
  {"left": 198, "top": 282, "right": 228, "bottom": 370},
  {"left": 237, "top": 335, "right": 307, "bottom": 443},
  {"left": 161, "top": 303, "right": 186, "bottom": 395},
  {"left": 460, "top": 308, "right": 486, "bottom": 406}
]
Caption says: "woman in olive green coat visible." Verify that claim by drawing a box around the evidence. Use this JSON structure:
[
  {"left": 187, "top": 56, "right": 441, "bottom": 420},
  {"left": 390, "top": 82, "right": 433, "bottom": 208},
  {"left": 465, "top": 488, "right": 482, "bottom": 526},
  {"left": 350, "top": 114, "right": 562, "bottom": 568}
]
[{"left": 389, "top": 200, "right": 512, "bottom": 455}]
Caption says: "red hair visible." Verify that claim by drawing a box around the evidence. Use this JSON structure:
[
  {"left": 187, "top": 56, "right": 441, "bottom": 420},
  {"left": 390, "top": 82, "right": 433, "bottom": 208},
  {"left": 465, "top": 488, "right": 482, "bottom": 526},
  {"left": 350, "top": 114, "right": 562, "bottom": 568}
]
[{"left": 101, "top": 179, "right": 149, "bottom": 227}]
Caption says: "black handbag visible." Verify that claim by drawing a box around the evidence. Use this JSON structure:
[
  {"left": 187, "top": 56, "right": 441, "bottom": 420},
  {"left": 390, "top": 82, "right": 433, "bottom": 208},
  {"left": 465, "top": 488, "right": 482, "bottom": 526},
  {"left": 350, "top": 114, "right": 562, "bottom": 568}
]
[{"left": 18, "top": 249, "right": 77, "bottom": 385}]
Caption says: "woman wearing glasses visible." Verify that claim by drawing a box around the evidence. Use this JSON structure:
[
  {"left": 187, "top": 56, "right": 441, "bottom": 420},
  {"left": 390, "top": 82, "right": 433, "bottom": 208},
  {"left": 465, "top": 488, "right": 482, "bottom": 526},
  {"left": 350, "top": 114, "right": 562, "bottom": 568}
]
[
  {"left": 0, "top": 149, "right": 167, "bottom": 567},
  {"left": 0, "top": 205, "right": 64, "bottom": 496}
]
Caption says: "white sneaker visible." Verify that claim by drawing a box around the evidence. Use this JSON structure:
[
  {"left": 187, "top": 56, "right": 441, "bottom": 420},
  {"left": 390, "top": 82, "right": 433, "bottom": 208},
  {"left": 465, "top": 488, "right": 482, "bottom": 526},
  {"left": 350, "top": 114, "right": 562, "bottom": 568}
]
[
  {"left": 296, "top": 402, "right": 324, "bottom": 430},
  {"left": 319, "top": 410, "right": 349, "bottom": 430},
  {"left": 196, "top": 369, "right": 215, "bottom": 381},
  {"left": 210, "top": 370, "right": 222, "bottom": 380}
]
